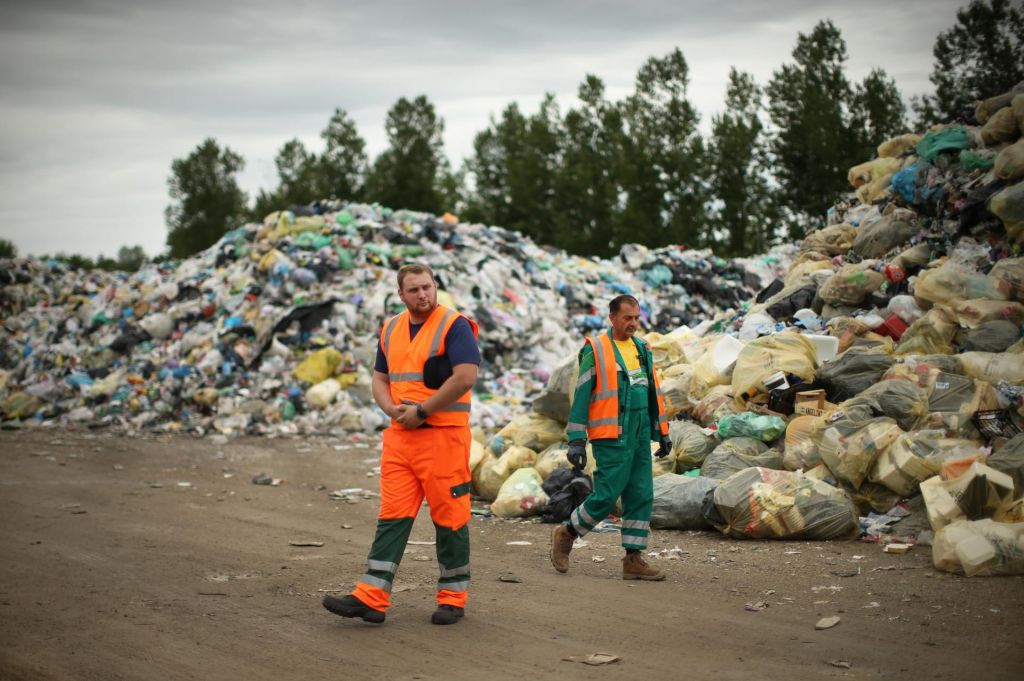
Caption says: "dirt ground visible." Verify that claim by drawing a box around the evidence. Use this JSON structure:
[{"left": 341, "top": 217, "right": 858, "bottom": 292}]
[{"left": 0, "top": 430, "right": 1021, "bottom": 681}]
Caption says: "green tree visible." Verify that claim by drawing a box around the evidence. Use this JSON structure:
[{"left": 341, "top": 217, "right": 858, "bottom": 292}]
[
  {"left": 851, "top": 68, "right": 906, "bottom": 157},
  {"left": 464, "top": 95, "right": 564, "bottom": 243},
  {"left": 463, "top": 103, "right": 528, "bottom": 232},
  {"left": 365, "top": 95, "right": 453, "bottom": 214},
  {"left": 766, "top": 21, "right": 859, "bottom": 233},
  {"left": 553, "top": 75, "right": 624, "bottom": 256},
  {"left": 0, "top": 238, "right": 16, "bottom": 258},
  {"left": 709, "top": 68, "right": 778, "bottom": 256},
  {"left": 915, "top": 0, "right": 1024, "bottom": 123},
  {"left": 116, "top": 245, "right": 147, "bottom": 272},
  {"left": 316, "top": 108, "right": 368, "bottom": 201},
  {"left": 275, "top": 139, "right": 320, "bottom": 206},
  {"left": 165, "top": 138, "right": 248, "bottom": 258},
  {"left": 620, "top": 49, "right": 708, "bottom": 250}
]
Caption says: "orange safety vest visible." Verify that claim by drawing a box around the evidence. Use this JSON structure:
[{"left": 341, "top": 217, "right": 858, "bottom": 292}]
[
  {"left": 380, "top": 304, "right": 479, "bottom": 428},
  {"left": 585, "top": 333, "right": 670, "bottom": 441}
]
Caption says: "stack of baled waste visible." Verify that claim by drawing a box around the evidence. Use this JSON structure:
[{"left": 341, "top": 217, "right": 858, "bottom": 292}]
[
  {"left": 477, "top": 83, "right": 1024, "bottom": 577},
  {"left": 0, "top": 206, "right": 786, "bottom": 437}
]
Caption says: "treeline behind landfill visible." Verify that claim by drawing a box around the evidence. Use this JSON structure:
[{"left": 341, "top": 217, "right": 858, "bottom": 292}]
[
  {"left": 168, "top": 22, "right": 904, "bottom": 262},
  {"left": 162, "top": 6, "right": 1024, "bottom": 265}
]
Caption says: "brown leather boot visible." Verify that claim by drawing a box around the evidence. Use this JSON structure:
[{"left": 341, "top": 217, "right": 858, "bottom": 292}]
[
  {"left": 622, "top": 552, "right": 665, "bottom": 581},
  {"left": 550, "top": 524, "right": 574, "bottom": 573}
]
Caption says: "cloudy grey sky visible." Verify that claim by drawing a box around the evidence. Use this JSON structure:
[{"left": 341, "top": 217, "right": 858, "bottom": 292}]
[{"left": 0, "top": 0, "right": 965, "bottom": 259}]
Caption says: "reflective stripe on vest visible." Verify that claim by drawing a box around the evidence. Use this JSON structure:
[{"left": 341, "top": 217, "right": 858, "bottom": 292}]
[
  {"left": 585, "top": 334, "right": 621, "bottom": 440},
  {"left": 381, "top": 305, "right": 479, "bottom": 428}
]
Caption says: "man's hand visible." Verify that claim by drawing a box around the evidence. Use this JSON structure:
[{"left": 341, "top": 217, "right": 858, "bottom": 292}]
[
  {"left": 567, "top": 440, "right": 587, "bottom": 470},
  {"left": 655, "top": 435, "right": 672, "bottom": 459},
  {"left": 394, "top": 401, "right": 425, "bottom": 428}
]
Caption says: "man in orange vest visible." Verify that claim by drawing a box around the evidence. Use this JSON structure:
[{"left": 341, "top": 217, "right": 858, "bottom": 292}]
[
  {"left": 550, "top": 294, "right": 672, "bottom": 579},
  {"left": 323, "top": 263, "right": 480, "bottom": 625}
]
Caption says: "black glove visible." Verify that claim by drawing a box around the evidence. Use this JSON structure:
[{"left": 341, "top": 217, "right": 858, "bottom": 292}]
[
  {"left": 566, "top": 440, "right": 587, "bottom": 470},
  {"left": 655, "top": 435, "right": 672, "bottom": 459}
]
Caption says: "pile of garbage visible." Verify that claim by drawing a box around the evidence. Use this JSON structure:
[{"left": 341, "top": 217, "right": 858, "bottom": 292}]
[
  {"left": 473, "top": 83, "right": 1024, "bottom": 578},
  {"left": 0, "top": 206, "right": 787, "bottom": 438}
]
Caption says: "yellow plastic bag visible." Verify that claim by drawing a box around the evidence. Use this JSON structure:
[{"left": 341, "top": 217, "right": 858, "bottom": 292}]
[
  {"left": 877, "top": 133, "right": 921, "bottom": 158},
  {"left": 293, "top": 348, "right": 342, "bottom": 384},
  {"left": 995, "top": 138, "right": 1024, "bottom": 181},
  {"left": 784, "top": 260, "right": 834, "bottom": 289},
  {"left": 894, "top": 306, "right": 959, "bottom": 356},
  {"left": 990, "top": 181, "right": 1024, "bottom": 245},
  {"left": 798, "top": 224, "right": 857, "bottom": 258},
  {"left": 953, "top": 299, "right": 1024, "bottom": 328},
  {"left": 469, "top": 438, "right": 487, "bottom": 477},
  {"left": 848, "top": 157, "right": 902, "bottom": 204},
  {"left": 534, "top": 442, "right": 595, "bottom": 479},
  {"left": 957, "top": 352, "right": 1024, "bottom": 385},
  {"left": 473, "top": 445, "right": 537, "bottom": 501},
  {"left": 818, "top": 265, "right": 885, "bottom": 306},
  {"left": 492, "top": 413, "right": 565, "bottom": 454},
  {"left": 916, "top": 264, "right": 1011, "bottom": 306},
  {"left": 732, "top": 333, "right": 817, "bottom": 403},
  {"left": 989, "top": 257, "right": 1024, "bottom": 302},
  {"left": 981, "top": 106, "right": 1021, "bottom": 146},
  {"left": 491, "top": 468, "right": 548, "bottom": 518},
  {"left": 658, "top": 363, "right": 693, "bottom": 418}
]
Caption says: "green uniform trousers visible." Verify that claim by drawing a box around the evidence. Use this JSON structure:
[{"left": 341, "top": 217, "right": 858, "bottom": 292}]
[{"left": 568, "top": 407, "right": 654, "bottom": 551}]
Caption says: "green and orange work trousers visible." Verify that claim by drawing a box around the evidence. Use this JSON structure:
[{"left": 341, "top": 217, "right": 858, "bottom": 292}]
[{"left": 351, "top": 425, "right": 472, "bottom": 613}]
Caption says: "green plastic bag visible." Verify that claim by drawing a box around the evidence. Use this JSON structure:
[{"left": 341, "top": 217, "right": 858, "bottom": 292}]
[
  {"left": 959, "top": 150, "right": 995, "bottom": 172},
  {"left": 916, "top": 126, "right": 971, "bottom": 162},
  {"left": 717, "top": 412, "right": 787, "bottom": 442}
]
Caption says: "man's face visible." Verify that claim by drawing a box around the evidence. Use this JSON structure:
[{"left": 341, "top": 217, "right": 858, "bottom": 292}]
[
  {"left": 398, "top": 272, "right": 437, "bottom": 317},
  {"left": 610, "top": 302, "right": 641, "bottom": 340}
]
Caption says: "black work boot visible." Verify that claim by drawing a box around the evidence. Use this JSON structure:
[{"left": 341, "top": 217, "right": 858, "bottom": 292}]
[
  {"left": 322, "top": 594, "right": 386, "bottom": 623},
  {"left": 431, "top": 604, "right": 465, "bottom": 625}
]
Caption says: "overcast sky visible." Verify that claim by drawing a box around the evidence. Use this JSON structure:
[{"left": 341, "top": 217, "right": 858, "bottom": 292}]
[{"left": 0, "top": 0, "right": 967, "bottom": 259}]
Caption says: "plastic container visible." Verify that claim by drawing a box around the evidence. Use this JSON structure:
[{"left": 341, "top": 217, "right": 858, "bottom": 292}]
[{"left": 804, "top": 334, "right": 839, "bottom": 364}]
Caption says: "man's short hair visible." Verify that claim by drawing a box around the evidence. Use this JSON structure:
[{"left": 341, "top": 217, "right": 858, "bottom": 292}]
[
  {"left": 609, "top": 294, "right": 640, "bottom": 314},
  {"left": 397, "top": 263, "right": 435, "bottom": 290}
]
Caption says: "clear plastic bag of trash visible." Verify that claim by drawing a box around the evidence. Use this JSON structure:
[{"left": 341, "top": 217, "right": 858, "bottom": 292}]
[
  {"left": 816, "top": 348, "right": 896, "bottom": 403},
  {"left": 531, "top": 353, "right": 577, "bottom": 424},
  {"left": 921, "top": 462, "right": 1016, "bottom": 532},
  {"left": 702, "top": 467, "right": 859, "bottom": 540},
  {"left": 988, "top": 434, "right": 1024, "bottom": 498},
  {"left": 692, "top": 385, "right": 737, "bottom": 426},
  {"left": 701, "top": 437, "right": 783, "bottom": 480},
  {"left": 819, "top": 265, "right": 886, "bottom": 306},
  {"left": 651, "top": 474, "right": 719, "bottom": 530},
  {"left": 869, "top": 430, "right": 985, "bottom": 496},
  {"left": 658, "top": 364, "right": 694, "bottom": 418},
  {"left": 491, "top": 468, "right": 548, "bottom": 518},
  {"left": 932, "top": 519, "right": 1024, "bottom": 577},
  {"left": 815, "top": 408, "right": 903, "bottom": 489},
  {"left": 669, "top": 420, "right": 716, "bottom": 470},
  {"left": 839, "top": 379, "right": 930, "bottom": 431},
  {"left": 783, "top": 414, "right": 823, "bottom": 471}
]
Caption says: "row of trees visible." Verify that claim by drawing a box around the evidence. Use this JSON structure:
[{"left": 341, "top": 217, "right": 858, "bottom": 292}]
[{"left": 165, "top": 2, "right": 1024, "bottom": 260}]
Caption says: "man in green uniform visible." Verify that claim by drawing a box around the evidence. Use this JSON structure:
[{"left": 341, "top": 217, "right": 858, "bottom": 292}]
[{"left": 550, "top": 294, "right": 672, "bottom": 580}]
